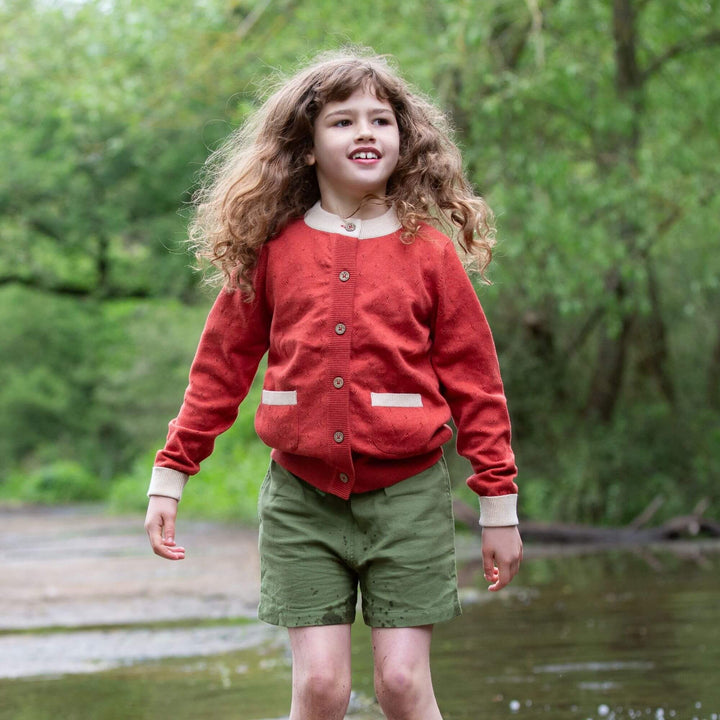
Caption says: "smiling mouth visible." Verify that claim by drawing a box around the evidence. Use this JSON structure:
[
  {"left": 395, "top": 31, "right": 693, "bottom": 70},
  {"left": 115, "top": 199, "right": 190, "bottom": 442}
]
[{"left": 351, "top": 151, "right": 380, "bottom": 160}]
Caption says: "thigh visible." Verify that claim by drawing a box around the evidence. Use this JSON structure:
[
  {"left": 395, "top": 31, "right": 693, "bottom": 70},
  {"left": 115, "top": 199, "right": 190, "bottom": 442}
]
[
  {"left": 355, "top": 459, "right": 461, "bottom": 627},
  {"left": 371, "top": 625, "right": 433, "bottom": 671},
  {"left": 289, "top": 624, "right": 353, "bottom": 677},
  {"left": 258, "top": 461, "right": 358, "bottom": 627}
]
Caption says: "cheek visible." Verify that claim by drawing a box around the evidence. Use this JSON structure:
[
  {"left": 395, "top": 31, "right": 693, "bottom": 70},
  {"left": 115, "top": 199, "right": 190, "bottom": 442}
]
[
  {"left": 389, "top": 139, "right": 401, "bottom": 168},
  {"left": 388, "top": 129, "right": 401, "bottom": 156},
  {"left": 391, "top": 135, "right": 404, "bottom": 166}
]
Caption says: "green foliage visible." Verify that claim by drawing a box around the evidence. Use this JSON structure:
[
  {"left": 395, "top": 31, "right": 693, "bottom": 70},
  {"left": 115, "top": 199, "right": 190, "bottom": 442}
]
[
  {"left": 0, "top": 287, "right": 211, "bottom": 481},
  {"left": 1, "top": 0, "right": 719, "bottom": 524},
  {"left": 0, "top": 461, "right": 104, "bottom": 504},
  {"left": 110, "top": 373, "right": 270, "bottom": 523}
]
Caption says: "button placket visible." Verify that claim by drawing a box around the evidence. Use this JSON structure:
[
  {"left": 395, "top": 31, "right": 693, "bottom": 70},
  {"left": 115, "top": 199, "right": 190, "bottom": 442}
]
[{"left": 327, "top": 235, "right": 356, "bottom": 472}]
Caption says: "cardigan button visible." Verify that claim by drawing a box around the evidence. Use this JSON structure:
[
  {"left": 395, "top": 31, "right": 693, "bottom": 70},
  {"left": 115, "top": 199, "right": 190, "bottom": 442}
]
[
  {"left": 333, "top": 376, "right": 344, "bottom": 389},
  {"left": 339, "top": 473, "right": 349, "bottom": 483},
  {"left": 339, "top": 270, "right": 350, "bottom": 282},
  {"left": 344, "top": 222, "right": 356, "bottom": 232},
  {"left": 334, "top": 323, "right": 347, "bottom": 335},
  {"left": 333, "top": 431, "right": 344, "bottom": 443}
]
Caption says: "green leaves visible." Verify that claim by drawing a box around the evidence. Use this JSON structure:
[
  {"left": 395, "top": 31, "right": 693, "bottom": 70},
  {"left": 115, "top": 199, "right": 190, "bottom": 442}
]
[{"left": 1, "top": 0, "right": 719, "bottom": 521}]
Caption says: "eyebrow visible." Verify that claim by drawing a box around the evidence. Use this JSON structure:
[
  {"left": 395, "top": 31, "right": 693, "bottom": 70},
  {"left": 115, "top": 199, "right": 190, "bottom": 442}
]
[{"left": 322, "top": 107, "right": 395, "bottom": 120}]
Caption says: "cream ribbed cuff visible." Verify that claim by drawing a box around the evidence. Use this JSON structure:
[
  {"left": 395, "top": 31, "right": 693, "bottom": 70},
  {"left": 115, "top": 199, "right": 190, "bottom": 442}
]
[
  {"left": 147, "top": 466, "right": 188, "bottom": 501},
  {"left": 478, "top": 494, "right": 519, "bottom": 527}
]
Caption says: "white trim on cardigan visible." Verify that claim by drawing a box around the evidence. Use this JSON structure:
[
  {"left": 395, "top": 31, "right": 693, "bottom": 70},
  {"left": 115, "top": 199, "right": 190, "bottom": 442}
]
[{"left": 304, "top": 201, "right": 401, "bottom": 239}]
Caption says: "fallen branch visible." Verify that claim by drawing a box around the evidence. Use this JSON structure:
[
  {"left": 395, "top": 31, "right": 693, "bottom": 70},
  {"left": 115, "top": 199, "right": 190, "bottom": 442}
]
[
  {"left": 628, "top": 494, "right": 664, "bottom": 529},
  {"left": 453, "top": 497, "right": 720, "bottom": 545}
]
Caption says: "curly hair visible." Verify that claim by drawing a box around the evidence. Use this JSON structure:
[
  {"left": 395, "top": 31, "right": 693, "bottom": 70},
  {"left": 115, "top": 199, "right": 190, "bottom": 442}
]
[{"left": 189, "top": 48, "right": 495, "bottom": 294}]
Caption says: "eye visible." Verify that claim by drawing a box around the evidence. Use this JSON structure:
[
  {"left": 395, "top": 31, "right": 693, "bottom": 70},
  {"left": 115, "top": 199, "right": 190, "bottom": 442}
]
[
  {"left": 333, "top": 119, "right": 351, "bottom": 127},
  {"left": 373, "top": 116, "right": 394, "bottom": 126}
]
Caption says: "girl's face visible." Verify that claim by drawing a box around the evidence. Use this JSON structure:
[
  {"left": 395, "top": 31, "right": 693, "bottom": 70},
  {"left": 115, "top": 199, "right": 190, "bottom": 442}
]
[{"left": 307, "top": 86, "right": 400, "bottom": 217}]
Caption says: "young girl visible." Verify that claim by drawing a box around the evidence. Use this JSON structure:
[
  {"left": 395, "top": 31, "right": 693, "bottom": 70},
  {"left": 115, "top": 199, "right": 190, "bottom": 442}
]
[{"left": 145, "top": 49, "right": 522, "bottom": 720}]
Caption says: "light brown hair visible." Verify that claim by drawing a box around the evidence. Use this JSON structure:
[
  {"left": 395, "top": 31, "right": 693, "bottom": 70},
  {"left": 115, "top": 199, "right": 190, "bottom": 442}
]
[{"left": 189, "top": 49, "right": 495, "bottom": 294}]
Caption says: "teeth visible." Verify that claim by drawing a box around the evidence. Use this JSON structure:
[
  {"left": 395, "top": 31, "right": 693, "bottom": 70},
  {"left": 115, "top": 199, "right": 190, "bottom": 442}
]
[{"left": 352, "top": 151, "right": 378, "bottom": 160}]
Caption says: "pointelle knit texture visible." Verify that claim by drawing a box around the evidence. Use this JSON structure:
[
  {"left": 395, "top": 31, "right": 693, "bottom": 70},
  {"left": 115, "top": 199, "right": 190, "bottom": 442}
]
[{"left": 149, "top": 203, "right": 519, "bottom": 526}]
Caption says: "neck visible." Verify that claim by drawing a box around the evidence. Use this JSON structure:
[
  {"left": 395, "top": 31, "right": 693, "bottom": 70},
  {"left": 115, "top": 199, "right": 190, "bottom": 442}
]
[
  {"left": 304, "top": 201, "right": 401, "bottom": 239},
  {"left": 319, "top": 196, "right": 390, "bottom": 221}
]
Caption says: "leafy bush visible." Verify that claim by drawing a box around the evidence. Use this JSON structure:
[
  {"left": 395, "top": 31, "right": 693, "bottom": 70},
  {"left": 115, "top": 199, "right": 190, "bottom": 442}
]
[
  {"left": 0, "top": 461, "right": 106, "bottom": 504},
  {"left": 110, "top": 374, "right": 270, "bottom": 523}
]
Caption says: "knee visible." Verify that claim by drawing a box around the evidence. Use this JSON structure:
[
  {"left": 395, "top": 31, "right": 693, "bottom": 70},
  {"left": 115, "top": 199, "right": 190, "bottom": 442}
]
[
  {"left": 296, "top": 667, "right": 351, "bottom": 713},
  {"left": 375, "top": 664, "right": 422, "bottom": 709}
]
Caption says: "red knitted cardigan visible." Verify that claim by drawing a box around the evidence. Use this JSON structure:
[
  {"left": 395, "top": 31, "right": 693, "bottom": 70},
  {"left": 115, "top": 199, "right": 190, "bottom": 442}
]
[{"left": 149, "top": 204, "right": 518, "bottom": 526}]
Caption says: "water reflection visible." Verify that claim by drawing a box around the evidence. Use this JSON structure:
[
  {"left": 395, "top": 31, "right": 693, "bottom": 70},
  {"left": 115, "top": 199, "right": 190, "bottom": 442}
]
[
  {"left": 431, "top": 543, "right": 720, "bottom": 719},
  {"left": 1, "top": 543, "right": 719, "bottom": 720}
]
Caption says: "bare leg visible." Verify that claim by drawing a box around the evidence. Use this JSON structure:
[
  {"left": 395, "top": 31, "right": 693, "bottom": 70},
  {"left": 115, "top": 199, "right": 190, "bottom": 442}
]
[
  {"left": 372, "top": 625, "right": 443, "bottom": 720},
  {"left": 288, "top": 624, "right": 353, "bottom": 720}
]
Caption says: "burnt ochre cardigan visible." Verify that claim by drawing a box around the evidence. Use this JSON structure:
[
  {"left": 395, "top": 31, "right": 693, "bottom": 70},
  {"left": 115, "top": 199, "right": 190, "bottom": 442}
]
[{"left": 149, "top": 203, "right": 519, "bottom": 527}]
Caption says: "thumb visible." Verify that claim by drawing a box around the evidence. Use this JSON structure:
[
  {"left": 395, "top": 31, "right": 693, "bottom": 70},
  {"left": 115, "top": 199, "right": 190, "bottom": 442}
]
[{"left": 162, "top": 513, "right": 176, "bottom": 545}]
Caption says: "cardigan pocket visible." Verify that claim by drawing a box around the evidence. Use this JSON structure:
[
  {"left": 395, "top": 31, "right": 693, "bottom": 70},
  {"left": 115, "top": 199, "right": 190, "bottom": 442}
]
[
  {"left": 370, "top": 392, "right": 423, "bottom": 408},
  {"left": 254, "top": 389, "right": 300, "bottom": 452},
  {"left": 369, "top": 392, "right": 435, "bottom": 457}
]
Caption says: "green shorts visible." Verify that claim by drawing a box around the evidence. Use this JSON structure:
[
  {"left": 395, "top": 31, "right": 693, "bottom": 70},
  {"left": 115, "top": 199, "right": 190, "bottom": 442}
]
[{"left": 257, "top": 458, "right": 461, "bottom": 628}]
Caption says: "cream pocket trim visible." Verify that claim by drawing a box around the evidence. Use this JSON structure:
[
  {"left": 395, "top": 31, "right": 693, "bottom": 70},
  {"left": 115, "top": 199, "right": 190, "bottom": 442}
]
[
  {"left": 261, "top": 390, "right": 298, "bottom": 406},
  {"left": 371, "top": 392, "right": 423, "bottom": 408}
]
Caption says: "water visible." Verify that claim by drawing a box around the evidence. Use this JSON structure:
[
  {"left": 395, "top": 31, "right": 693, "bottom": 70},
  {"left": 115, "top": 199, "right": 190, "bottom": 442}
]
[
  {"left": 433, "top": 543, "right": 720, "bottom": 719},
  {"left": 2, "top": 542, "right": 719, "bottom": 720}
]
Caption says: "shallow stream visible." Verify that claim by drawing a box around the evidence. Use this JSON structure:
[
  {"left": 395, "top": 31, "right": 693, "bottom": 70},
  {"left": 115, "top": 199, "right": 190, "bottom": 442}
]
[{"left": 2, "top": 542, "right": 719, "bottom": 720}]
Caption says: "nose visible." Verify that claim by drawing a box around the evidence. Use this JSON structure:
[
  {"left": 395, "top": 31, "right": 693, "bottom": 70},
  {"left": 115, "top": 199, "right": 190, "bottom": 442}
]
[{"left": 354, "top": 119, "right": 375, "bottom": 141}]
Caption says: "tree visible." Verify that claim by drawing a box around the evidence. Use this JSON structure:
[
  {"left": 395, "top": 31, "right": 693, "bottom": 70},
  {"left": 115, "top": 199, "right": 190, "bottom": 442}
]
[{"left": 1, "top": 0, "right": 718, "bottom": 521}]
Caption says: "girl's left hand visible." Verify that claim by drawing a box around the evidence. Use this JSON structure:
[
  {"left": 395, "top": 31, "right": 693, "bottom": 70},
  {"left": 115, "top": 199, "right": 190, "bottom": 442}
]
[{"left": 481, "top": 525, "right": 523, "bottom": 591}]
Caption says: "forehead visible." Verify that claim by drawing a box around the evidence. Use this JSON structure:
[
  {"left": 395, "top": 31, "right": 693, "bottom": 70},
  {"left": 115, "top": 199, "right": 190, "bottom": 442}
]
[{"left": 317, "top": 85, "right": 395, "bottom": 117}]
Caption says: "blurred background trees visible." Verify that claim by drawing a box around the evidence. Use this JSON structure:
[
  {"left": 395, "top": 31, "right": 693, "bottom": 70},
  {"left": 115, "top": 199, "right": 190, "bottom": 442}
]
[{"left": 1, "top": 0, "right": 718, "bottom": 523}]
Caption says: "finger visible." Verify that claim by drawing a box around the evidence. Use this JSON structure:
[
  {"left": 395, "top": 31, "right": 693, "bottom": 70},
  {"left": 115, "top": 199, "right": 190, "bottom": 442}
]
[
  {"left": 155, "top": 536, "right": 186, "bottom": 560},
  {"left": 162, "top": 514, "right": 176, "bottom": 545},
  {"left": 145, "top": 514, "right": 164, "bottom": 551},
  {"left": 486, "top": 566, "right": 499, "bottom": 583},
  {"left": 160, "top": 538, "right": 185, "bottom": 551},
  {"left": 487, "top": 574, "right": 507, "bottom": 592},
  {"left": 156, "top": 545, "right": 185, "bottom": 560},
  {"left": 482, "top": 549, "right": 496, "bottom": 583},
  {"left": 145, "top": 517, "right": 185, "bottom": 560},
  {"left": 488, "top": 558, "right": 513, "bottom": 592}
]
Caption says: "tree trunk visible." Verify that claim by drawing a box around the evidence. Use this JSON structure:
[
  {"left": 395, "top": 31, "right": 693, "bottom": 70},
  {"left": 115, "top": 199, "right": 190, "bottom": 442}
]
[
  {"left": 584, "top": 0, "right": 644, "bottom": 423},
  {"left": 585, "top": 273, "right": 633, "bottom": 422},
  {"left": 642, "top": 255, "right": 675, "bottom": 405},
  {"left": 709, "top": 326, "right": 720, "bottom": 411}
]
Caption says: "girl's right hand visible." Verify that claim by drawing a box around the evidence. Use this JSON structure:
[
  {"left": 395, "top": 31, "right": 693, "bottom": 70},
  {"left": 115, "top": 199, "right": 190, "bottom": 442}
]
[{"left": 145, "top": 495, "right": 186, "bottom": 560}]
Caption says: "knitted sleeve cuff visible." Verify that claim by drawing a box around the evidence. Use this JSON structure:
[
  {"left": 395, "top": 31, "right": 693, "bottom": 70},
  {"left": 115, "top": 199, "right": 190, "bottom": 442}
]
[
  {"left": 478, "top": 494, "right": 519, "bottom": 527},
  {"left": 147, "top": 466, "right": 188, "bottom": 501}
]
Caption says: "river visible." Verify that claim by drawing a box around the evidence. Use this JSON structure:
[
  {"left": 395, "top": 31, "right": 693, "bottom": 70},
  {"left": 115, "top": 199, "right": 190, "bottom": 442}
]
[{"left": 1, "top": 508, "right": 719, "bottom": 719}]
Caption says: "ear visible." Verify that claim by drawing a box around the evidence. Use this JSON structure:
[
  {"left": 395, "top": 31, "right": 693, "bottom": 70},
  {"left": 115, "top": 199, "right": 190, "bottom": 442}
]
[{"left": 305, "top": 150, "right": 316, "bottom": 166}]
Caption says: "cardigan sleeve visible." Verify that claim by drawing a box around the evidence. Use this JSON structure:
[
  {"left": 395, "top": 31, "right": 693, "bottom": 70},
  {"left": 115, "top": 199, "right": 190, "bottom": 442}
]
[
  {"left": 430, "top": 242, "right": 518, "bottom": 526},
  {"left": 147, "top": 257, "right": 271, "bottom": 500}
]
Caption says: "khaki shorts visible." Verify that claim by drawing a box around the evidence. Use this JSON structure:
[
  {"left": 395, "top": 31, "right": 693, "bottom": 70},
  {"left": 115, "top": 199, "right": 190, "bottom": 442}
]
[{"left": 257, "top": 458, "right": 461, "bottom": 628}]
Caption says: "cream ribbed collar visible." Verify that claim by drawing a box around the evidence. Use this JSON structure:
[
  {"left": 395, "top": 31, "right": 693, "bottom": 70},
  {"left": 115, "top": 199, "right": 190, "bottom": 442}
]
[{"left": 304, "top": 201, "right": 401, "bottom": 239}]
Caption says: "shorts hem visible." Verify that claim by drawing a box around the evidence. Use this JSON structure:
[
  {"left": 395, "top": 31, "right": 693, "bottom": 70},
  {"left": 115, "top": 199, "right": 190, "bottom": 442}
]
[
  {"left": 364, "top": 603, "right": 461, "bottom": 629},
  {"left": 258, "top": 608, "right": 356, "bottom": 628}
]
